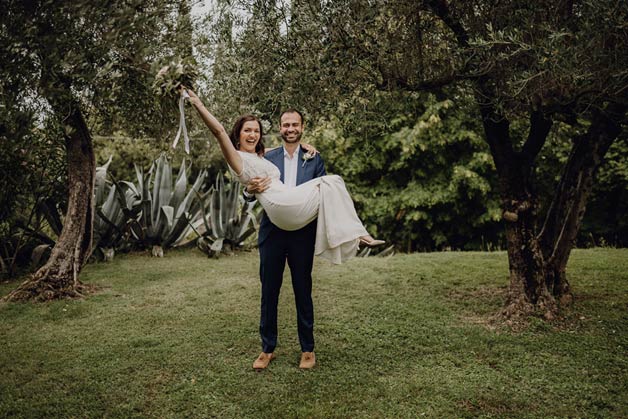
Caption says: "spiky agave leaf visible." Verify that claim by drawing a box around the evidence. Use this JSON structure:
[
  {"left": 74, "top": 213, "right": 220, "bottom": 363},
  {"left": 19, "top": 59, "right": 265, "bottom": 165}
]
[
  {"left": 165, "top": 169, "right": 207, "bottom": 248},
  {"left": 93, "top": 159, "right": 143, "bottom": 258},
  {"left": 193, "top": 172, "right": 259, "bottom": 257},
  {"left": 121, "top": 154, "right": 207, "bottom": 253},
  {"left": 95, "top": 155, "right": 113, "bottom": 205}
]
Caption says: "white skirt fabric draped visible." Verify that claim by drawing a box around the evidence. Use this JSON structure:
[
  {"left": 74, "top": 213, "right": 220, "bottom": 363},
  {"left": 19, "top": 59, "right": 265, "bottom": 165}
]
[{"left": 235, "top": 151, "right": 368, "bottom": 264}]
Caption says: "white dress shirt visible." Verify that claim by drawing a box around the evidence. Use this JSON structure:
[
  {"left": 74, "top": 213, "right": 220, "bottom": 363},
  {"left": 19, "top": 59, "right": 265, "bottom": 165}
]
[{"left": 283, "top": 146, "right": 299, "bottom": 188}]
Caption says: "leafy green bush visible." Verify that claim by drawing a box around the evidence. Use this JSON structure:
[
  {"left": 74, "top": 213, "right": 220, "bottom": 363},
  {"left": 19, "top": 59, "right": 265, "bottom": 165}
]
[
  {"left": 312, "top": 94, "right": 503, "bottom": 251},
  {"left": 0, "top": 100, "right": 66, "bottom": 277},
  {"left": 585, "top": 139, "right": 628, "bottom": 246}
]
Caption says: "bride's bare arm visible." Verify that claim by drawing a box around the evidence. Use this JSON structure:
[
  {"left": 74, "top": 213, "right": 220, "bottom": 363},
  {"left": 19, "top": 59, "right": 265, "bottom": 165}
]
[
  {"left": 265, "top": 143, "right": 319, "bottom": 154},
  {"left": 185, "top": 89, "right": 243, "bottom": 174}
]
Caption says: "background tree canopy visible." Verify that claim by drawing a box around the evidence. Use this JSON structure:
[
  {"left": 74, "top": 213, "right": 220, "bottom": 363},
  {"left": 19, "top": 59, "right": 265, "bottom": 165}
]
[
  {"left": 198, "top": 0, "right": 628, "bottom": 317},
  {"left": 199, "top": 0, "right": 627, "bottom": 250}
]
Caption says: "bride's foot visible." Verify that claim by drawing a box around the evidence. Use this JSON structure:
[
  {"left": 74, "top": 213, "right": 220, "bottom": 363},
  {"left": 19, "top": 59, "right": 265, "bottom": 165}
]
[{"left": 359, "top": 235, "right": 385, "bottom": 248}]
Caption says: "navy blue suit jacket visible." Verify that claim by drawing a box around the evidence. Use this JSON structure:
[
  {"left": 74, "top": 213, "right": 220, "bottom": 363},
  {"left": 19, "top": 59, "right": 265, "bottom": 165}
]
[{"left": 258, "top": 146, "right": 326, "bottom": 246}]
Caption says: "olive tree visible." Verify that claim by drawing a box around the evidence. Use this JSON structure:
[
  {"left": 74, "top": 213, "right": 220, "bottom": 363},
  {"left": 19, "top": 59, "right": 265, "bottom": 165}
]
[
  {"left": 320, "top": 0, "right": 627, "bottom": 318},
  {"left": 1, "top": 0, "right": 191, "bottom": 301}
]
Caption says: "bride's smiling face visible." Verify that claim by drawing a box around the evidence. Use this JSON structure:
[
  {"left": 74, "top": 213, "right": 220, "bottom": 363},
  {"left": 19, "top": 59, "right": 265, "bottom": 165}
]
[{"left": 239, "top": 121, "right": 261, "bottom": 153}]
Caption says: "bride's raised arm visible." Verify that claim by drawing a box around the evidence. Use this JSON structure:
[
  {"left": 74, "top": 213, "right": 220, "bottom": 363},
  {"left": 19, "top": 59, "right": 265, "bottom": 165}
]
[{"left": 185, "top": 88, "right": 243, "bottom": 175}]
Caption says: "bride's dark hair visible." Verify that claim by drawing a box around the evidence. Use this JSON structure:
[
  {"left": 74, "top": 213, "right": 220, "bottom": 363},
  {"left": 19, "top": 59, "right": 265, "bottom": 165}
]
[{"left": 230, "top": 115, "right": 265, "bottom": 156}]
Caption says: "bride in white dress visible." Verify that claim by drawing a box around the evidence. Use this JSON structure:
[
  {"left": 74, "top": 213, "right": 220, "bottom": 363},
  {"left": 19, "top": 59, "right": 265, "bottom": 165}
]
[{"left": 186, "top": 89, "right": 384, "bottom": 264}]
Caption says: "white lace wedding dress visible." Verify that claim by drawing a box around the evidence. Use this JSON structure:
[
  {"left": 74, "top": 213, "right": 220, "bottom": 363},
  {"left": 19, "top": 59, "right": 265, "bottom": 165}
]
[{"left": 233, "top": 151, "right": 369, "bottom": 264}]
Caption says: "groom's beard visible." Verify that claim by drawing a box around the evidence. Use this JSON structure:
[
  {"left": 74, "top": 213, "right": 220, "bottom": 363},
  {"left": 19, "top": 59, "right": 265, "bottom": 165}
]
[{"left": 281, "top": 132, "right": 302, "bottom": 143}]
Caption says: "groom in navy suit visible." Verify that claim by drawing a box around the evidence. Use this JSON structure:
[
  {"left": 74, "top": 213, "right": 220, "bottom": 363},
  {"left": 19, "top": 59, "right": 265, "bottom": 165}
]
[{"left": 245, "top": 109, "right": 325, "bottom": 370}]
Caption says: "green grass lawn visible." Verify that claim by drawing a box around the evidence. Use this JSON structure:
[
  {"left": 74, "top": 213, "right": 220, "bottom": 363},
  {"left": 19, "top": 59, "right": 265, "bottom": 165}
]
[{"left": 1, "top": 249, "right": 626, "bottom": 419}]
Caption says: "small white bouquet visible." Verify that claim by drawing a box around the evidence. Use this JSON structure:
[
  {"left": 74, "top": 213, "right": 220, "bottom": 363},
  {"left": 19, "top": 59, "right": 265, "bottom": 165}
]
[
  {"left": 152, "top": 58, "right": 199, "bottom": 98},
  {"left": 153, "top": 58, "right": 199, "bottom": 153}
]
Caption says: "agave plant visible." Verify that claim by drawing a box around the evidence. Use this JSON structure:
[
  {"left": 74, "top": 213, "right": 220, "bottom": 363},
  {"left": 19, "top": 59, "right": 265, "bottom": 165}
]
[
  {"left": 10, "top": 196, "right": 63, "bottom": 270},
  {"left": 92, "top": 156, "right": 141, "bottom": 261},
  {"left": 131, "top": 154, "right": 207, "bottom": 256},
  {"left": 194, "top": 172, "right": 259, "bottom": 258},
  {"left": 0, "top": 224, "right": 54, "bottom": 279},
  {"left": 357, "top": 244, "right": 396, "bottom": 258}
]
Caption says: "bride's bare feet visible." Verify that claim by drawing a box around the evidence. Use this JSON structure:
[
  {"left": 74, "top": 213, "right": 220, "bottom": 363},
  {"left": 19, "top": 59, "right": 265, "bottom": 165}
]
[{"left": 359, "top": 235, "right": 385, "bottom": 248}]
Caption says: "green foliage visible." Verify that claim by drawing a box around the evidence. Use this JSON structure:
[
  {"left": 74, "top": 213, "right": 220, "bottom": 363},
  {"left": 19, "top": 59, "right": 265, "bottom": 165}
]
[
  {"left": 1, "top": 0, "right": 202, "bottom": 277},
  {"left": 195, "top": 173, "right": 258, "bottom": 257},
  {"left": 532, "top": 122, "right": 628, "bottom": 247},
  {"left": 197, "top": 0, "right": 627, "bottom": 253},
  {"left": 130, "top": 154, "right": 207, "bottom": 255},
  {"left": 312, "top": 94, "right": 503, "bottom": 250},
  {"left": 456, "top": 1, "right": 628, "bottom": 117},
  {"left": 1, "top": 0, "right": 188, "bottom": 135},
  {"left": 0, "top": 94, "right": 67, "bottom": 277},
  {"left": 580, "top": 139, "right": 628, "bottom": 246},
  {"left": 199, "top": 3, "right": 505, "bottom": 251}
]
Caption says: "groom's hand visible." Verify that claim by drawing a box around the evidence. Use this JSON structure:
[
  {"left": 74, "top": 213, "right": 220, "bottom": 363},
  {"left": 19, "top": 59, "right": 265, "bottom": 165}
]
[{"left": 247, "top": 177, "right": 272, "bottom": 194}]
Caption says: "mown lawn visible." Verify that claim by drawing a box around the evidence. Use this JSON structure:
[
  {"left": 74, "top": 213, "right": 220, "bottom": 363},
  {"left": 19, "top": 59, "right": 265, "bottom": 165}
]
[{"left": 1, "top": 248, "right": 626, "bottom": 418}]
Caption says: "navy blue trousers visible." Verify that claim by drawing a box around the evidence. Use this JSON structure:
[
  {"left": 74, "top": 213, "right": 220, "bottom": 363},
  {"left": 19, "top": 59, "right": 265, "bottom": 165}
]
[{"left": 258, "top": 220, "right": 316, "bottom": 353}]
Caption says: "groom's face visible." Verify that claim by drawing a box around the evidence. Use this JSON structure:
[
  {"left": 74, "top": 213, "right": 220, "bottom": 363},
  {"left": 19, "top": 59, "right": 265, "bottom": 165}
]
[{"left": 280, "top": 112, "right": 303, "bottom": 144}]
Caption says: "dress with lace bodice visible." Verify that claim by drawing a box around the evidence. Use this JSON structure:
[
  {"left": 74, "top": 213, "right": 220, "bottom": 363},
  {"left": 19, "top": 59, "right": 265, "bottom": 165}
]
[{"left": 233, "top": 151, "right": 368, "bottom": 264}]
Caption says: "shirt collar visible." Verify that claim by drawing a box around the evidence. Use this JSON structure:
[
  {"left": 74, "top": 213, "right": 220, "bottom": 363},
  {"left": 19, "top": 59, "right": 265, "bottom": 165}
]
[{"left": 283, "top": 145, "right": 299, "bottom": 159}]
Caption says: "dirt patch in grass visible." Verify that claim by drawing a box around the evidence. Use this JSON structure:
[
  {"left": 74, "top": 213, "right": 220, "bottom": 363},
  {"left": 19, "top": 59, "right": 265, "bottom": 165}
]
[
  {"left": 448, "top": 285, "right": 508, "bottom": 330},
  {"left": 447, "top": 285, "right": 626, "bottom": 334},
  {"left": 448, "top": 285, "right": 508, "bottom": 301}
]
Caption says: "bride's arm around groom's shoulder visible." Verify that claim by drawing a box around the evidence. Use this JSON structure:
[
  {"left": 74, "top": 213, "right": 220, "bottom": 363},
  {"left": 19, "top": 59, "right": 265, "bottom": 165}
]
[{"left": 312, "top": 152, "right": 326, "bottom": 177}]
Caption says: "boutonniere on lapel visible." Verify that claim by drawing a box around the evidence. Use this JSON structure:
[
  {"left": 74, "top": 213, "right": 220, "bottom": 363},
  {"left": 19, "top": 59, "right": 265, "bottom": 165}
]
[{"left": 301, "top": 150, "right": 315, "bottom": 167}]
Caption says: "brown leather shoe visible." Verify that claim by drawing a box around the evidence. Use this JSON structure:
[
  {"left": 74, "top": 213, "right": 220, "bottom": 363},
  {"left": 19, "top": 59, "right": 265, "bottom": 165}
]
[
  {"left": 253, "top": 352, "right": 275, "bottom": 370},
  {"left": 299, "top": 351, "right": 316, "bottom": 369}
]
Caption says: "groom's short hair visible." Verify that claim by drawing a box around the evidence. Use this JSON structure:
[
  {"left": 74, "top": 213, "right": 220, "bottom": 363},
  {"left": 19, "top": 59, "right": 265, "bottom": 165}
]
[{"left": 280, "top": 108, "right": 304, "bottom": 125}]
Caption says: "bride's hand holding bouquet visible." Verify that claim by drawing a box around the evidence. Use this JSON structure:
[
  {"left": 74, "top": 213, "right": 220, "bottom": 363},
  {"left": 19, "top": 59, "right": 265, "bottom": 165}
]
[
  {"left": 152, "top": 58, "right": 199, "bottom": 153},
  {"left": 152, "top": 58, "right": 199, "bottom": 99}
]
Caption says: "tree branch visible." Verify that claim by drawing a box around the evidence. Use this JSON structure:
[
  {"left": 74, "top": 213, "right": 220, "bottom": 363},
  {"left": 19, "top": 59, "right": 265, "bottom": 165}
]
[
  {"left": 376, "top": 73, "right": 459, "bottom": 92},
  {"left": 521, "top": 110, "right": 552, "bottom": 166},
  {"left": 538, "top": 102, "right": 626, "bottom": 259},
  {"left": 423, "top": 0, "right": 469, "bottom": 47}
]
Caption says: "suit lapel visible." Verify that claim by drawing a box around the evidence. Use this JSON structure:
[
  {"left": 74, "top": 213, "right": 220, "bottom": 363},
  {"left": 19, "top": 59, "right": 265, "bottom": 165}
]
[
  {"left": 273, "top": 148, "right": 285, "bottom": 183},
  {"left": 296, "top": 146, "right": 305, "bottom": 185}
]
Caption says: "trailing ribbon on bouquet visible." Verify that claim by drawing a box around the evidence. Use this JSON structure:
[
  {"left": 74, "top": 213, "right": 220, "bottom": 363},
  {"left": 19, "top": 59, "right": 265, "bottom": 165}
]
[{"left": 172, "top": 90, "right": 190, "bottom": 154}]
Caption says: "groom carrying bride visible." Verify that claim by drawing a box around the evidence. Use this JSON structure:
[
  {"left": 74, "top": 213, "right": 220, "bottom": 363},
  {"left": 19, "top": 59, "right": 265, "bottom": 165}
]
[
  {"left": 245, "top": 109, "right": 325, "bottom": 370},
  {"left": 183, "top": 87, "right": 384, "bottom": 369}
]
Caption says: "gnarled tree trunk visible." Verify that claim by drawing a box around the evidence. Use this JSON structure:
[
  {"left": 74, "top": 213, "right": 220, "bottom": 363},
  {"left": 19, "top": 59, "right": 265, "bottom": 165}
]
[
  {"left": 499, "top": 178, "right": 557, "bottom": 319},
  {"left": 4, "top": 102, "right": 95, "bottom": 302},
  {"left": 479, "top": 100, "right": 559, "bottom": 319},
  {"left": 482, "top": 104, "right": 625, "bottom": 319},
  {"left": 502, "top": 209, "right": 557, "bottom": 319},
  {"left": 539, "top": 104, "right": 626, "bottom": 306},
  {"left": 482, "top": 103, "right": 626, "bottom": 319}
]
